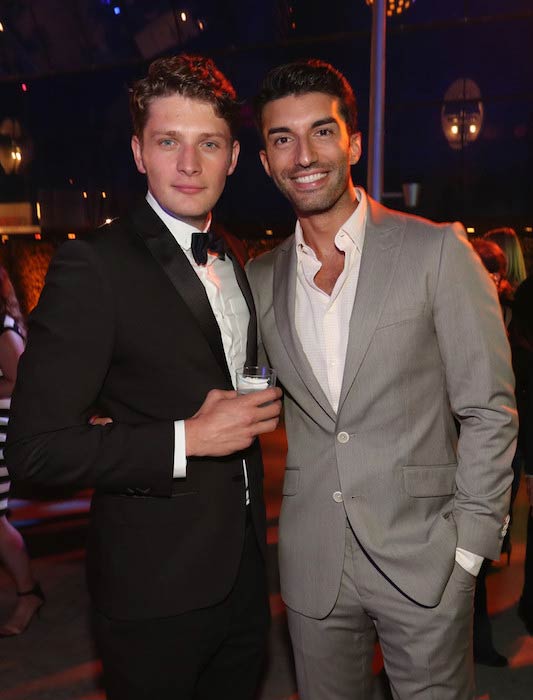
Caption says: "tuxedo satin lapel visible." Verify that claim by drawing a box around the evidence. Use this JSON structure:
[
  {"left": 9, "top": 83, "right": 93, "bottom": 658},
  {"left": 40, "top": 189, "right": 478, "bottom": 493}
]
[
  {"left": 226, "top": 248, "right": 258, "bottom": 366},
  {"left": 274, "top": 241, "right": 336, "bottom": 422},
  {"left": 129, "top": 201, "right": 232, "bottom": 384},
  {"left": 338, "top": 202, "right": 404, "bottom": 413}
]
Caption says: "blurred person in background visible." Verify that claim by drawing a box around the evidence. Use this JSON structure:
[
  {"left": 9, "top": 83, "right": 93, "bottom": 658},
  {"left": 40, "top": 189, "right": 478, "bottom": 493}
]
[
  {"left": 509, "top": 275, "right": 533, "bottom": 635},
  {"left": 470, "top": 238, "right": 513, "bottom": 327},
  {"left": 484, "top": 227, "right": 527, "bottom": 292},
  {"left": 0, "top": 265, "right": 44, "bottom": 637}
]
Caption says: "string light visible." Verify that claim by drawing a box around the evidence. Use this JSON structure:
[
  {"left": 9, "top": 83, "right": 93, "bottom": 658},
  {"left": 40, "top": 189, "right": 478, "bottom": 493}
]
[{"left": 365, "top": 0, "right": 415, "bottom": 17}]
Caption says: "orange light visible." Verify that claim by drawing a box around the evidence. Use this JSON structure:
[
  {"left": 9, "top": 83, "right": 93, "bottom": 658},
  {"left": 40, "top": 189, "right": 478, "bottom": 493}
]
[
  {"left": 34, "top": 233, "right": 42, "bottom": 240},
  {"left": 67, "top": 233, "right": 76, "bottom": 240}
]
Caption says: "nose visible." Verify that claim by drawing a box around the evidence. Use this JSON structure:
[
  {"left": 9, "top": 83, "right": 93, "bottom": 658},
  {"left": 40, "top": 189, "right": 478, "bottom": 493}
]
[
  {"left": 296, "top": 136, "right": 317, "bottom": 168},
  {"left": 177, "top": 144, "right": 201, "bottom": 176}
]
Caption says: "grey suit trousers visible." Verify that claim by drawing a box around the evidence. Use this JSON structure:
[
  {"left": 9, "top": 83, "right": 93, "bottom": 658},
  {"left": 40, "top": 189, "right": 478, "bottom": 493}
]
[{"left": 287, "top": 522, "right": 475, "bottom": 700}]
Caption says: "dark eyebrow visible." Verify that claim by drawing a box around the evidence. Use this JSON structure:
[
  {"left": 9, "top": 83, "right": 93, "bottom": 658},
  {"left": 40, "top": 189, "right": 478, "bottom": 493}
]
[
  {"left": 267, "top": 117, "right": 338, "bottom": 137},
  {"left": 311, "top": 117, "right": 338, "bottom": 129},
  {"left": 151, "top": 130, "right": 228, "bottom": 139}
]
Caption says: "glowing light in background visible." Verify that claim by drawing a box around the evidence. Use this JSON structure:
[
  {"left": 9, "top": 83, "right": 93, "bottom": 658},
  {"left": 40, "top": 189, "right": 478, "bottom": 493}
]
[{"left": 365, "top": 0, "right": 415, "bottom": 17}]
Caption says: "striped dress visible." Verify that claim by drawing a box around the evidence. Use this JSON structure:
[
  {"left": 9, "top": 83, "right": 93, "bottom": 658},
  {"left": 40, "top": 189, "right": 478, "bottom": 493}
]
[{"left": 0, "top": 314, "right": 25, "bottom": 517}]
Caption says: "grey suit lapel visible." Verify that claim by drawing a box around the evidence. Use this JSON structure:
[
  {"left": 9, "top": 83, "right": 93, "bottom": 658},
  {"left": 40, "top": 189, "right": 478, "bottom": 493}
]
[
  {"left": 273, "top": 239, "right": 336, "bottom": 422},
  {"left": 337, "top": 199, "right": 404, "bottom": 413}
]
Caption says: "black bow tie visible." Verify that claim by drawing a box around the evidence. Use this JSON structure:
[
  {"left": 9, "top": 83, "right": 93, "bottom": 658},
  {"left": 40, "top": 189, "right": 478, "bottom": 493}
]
[{"left": 190, "top": 231, "right": 226, "bottom": 266}]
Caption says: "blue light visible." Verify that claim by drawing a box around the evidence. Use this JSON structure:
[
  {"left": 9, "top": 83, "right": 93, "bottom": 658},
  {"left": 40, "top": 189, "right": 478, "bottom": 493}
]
[{"left": 113, "top": 6, "right": 121, "bottom": 15}]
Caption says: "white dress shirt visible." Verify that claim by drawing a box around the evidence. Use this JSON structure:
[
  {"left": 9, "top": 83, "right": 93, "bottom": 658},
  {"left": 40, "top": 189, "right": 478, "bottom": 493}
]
[
  {"left": 146, "top": 192, "right": 250, "bottom": 483},
  {"left": 293, "top": 188, "right": 483, "bottom": 576},
  {"left": 295, "top": 188, "right": 366, "bottom": 413}
]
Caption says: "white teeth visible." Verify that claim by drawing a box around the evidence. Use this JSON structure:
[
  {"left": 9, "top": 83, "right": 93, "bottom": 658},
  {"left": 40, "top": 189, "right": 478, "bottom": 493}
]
[{"left": 294, "top": 172, "right": 327, "bottom": 184}]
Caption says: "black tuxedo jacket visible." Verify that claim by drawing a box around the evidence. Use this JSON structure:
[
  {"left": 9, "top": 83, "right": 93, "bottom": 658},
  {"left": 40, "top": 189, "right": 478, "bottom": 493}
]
[{"left": 6, "top": 200, "right": 266, "bottom": 620}]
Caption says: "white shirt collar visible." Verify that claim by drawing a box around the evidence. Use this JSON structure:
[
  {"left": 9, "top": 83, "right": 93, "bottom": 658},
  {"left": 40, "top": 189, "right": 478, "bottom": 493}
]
[
  {"left": 295, "top": 187, "right": 367, "bottom": 260},
  {"left": 145, "top": 191, "right": 211, "bottom": 251}
]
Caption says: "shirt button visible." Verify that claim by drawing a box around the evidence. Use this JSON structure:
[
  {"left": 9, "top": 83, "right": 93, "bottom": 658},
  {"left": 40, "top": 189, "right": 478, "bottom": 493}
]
[
  {"left": 337, "top": 431, "right": 350, "bottom": 444},
  {"left": 333, "top": 491, "right": 343, "bottom": 503}
]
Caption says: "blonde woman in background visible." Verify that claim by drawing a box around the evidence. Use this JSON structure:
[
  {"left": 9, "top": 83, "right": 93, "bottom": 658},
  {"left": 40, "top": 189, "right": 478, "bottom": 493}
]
[
  {"left": 0, "top": 265, "right": 44, "bottom": 637},
  {"left": 484, "top": 227, "right": 527, "bottom": 291}
]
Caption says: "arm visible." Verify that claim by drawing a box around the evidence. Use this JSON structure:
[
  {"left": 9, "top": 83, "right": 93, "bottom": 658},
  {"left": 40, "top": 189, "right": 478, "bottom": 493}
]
[
  {"left": 0, "top": 331, "right": 24, "bottom": 398},
  {"left": 7, "top": 241, "right": 281, "bottom": 496},
  {"left": 433, "top": 224, "right": 517, "bottom": 560},
  {"left": 5, "top": 240, "right": 176, "bottom": 496}
]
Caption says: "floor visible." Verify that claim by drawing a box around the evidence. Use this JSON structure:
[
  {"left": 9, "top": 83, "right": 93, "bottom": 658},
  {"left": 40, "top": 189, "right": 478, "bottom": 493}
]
[{"left": 1, "top": 427, "right": 532, "bottom": 699}]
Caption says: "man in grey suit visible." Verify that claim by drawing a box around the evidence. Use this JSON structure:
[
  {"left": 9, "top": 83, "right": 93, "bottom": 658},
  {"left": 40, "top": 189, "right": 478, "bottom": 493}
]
[{"left": 246, "top": 59, "right": 517, "bottom": 700}]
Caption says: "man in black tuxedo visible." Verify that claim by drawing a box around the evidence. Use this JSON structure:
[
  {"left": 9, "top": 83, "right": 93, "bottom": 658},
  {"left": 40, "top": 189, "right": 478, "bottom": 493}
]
[{"left": 6, "top": 54, "right": 281, "bottom": 700}]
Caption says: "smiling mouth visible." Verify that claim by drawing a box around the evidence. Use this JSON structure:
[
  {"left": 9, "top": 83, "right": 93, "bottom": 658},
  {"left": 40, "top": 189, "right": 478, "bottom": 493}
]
[{"left": 292, "top": 172, "right": 327, "bottom": 184}]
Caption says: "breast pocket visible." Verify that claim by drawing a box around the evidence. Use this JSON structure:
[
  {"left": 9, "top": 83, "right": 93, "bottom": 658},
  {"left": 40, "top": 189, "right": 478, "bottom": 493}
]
[{"left": 376, "top": 303, "right": 426, "bottom": 330}]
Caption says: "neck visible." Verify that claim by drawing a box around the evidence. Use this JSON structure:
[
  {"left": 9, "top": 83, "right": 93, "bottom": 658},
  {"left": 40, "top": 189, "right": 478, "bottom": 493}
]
[
  {"left": 298, "top": 187, "right": 358, "bottom": 259},
  {"left": 147, "top": 191, "right": 211, "bottom": 231}
]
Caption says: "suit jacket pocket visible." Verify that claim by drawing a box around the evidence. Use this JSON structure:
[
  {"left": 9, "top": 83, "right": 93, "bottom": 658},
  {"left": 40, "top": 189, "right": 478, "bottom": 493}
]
[
  {"left": 403, "top": 464, "right": 457, "bottom": 497},
  {"left": 282, "top": 467, "right": 300, "bottom": 496},
  {"left": 376, "top": 303, "right": 426, "bottom": 330}
]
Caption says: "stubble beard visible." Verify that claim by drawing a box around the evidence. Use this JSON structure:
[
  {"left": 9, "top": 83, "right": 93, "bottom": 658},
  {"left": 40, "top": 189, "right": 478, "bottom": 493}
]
[{"left": 275, "top": 160, "right": 350, "bottom": 217}]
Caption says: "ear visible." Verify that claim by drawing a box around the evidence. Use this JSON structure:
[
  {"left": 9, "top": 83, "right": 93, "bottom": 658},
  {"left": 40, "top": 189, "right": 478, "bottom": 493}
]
[
  {"left": 227, "top": 140, "right": 240, "bottom": 177},
  {"left": 349, "top": 132, "right": 362, "bottom": 166},
  {"left": 259, "top": 149, "right": 272, "bottom": 178},
  {"left": 131, "top": 135, "right": 146, "bottom": 175}
]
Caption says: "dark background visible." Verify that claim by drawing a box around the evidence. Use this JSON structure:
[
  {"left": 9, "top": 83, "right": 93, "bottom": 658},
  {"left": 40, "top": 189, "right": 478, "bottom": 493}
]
[{"left": 0, "top": 0, "right": 532, "bottom": 240}]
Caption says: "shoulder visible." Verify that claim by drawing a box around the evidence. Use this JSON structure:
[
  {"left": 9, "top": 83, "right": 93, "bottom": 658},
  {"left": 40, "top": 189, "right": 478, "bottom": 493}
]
[
  {"left": 246, "top": 237, "right": 293, "bottom": 279},
  {"left": 369, "top": 198, "right": 466, "bottom": 249}
]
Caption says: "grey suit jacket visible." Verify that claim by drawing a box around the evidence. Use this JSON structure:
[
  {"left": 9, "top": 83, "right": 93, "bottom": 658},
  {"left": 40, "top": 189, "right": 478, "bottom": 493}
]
[{"left": 246, "top": 196, "right": 517, "bottom": 618}]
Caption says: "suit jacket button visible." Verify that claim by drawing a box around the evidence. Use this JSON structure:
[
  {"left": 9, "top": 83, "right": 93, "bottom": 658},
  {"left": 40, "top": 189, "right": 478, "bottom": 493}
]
[
  {"left": 337, "top": 431, "right": 350, "bottom": 443},
  {"left": 333, "top": 491, "right": 343, "bottom": 503}
]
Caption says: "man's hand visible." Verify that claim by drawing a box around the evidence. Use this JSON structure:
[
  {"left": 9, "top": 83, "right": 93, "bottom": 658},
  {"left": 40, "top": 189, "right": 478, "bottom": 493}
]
[
  {"left": 89, "top": 415, "right": 113, "bottom": 426},
  {"left": 185, "top": 387, "right": 282, "bottom": 457}
]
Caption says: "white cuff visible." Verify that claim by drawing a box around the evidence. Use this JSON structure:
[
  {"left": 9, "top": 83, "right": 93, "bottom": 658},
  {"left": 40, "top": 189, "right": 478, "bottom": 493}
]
[
  {"left": 455, "top": 547, "right": 484, "bottom": 576},
  {"left": 173, "top": 420, "right": 187, "bottom": 478}
]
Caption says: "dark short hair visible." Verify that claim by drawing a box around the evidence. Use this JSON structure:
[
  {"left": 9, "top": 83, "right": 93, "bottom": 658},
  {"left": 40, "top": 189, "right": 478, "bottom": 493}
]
[
  {"left": 253, "top": 59, "right": 358, "bottom": 135},
  {"left": 130, "top": 54, "right": 240, "bottom": 140}
]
